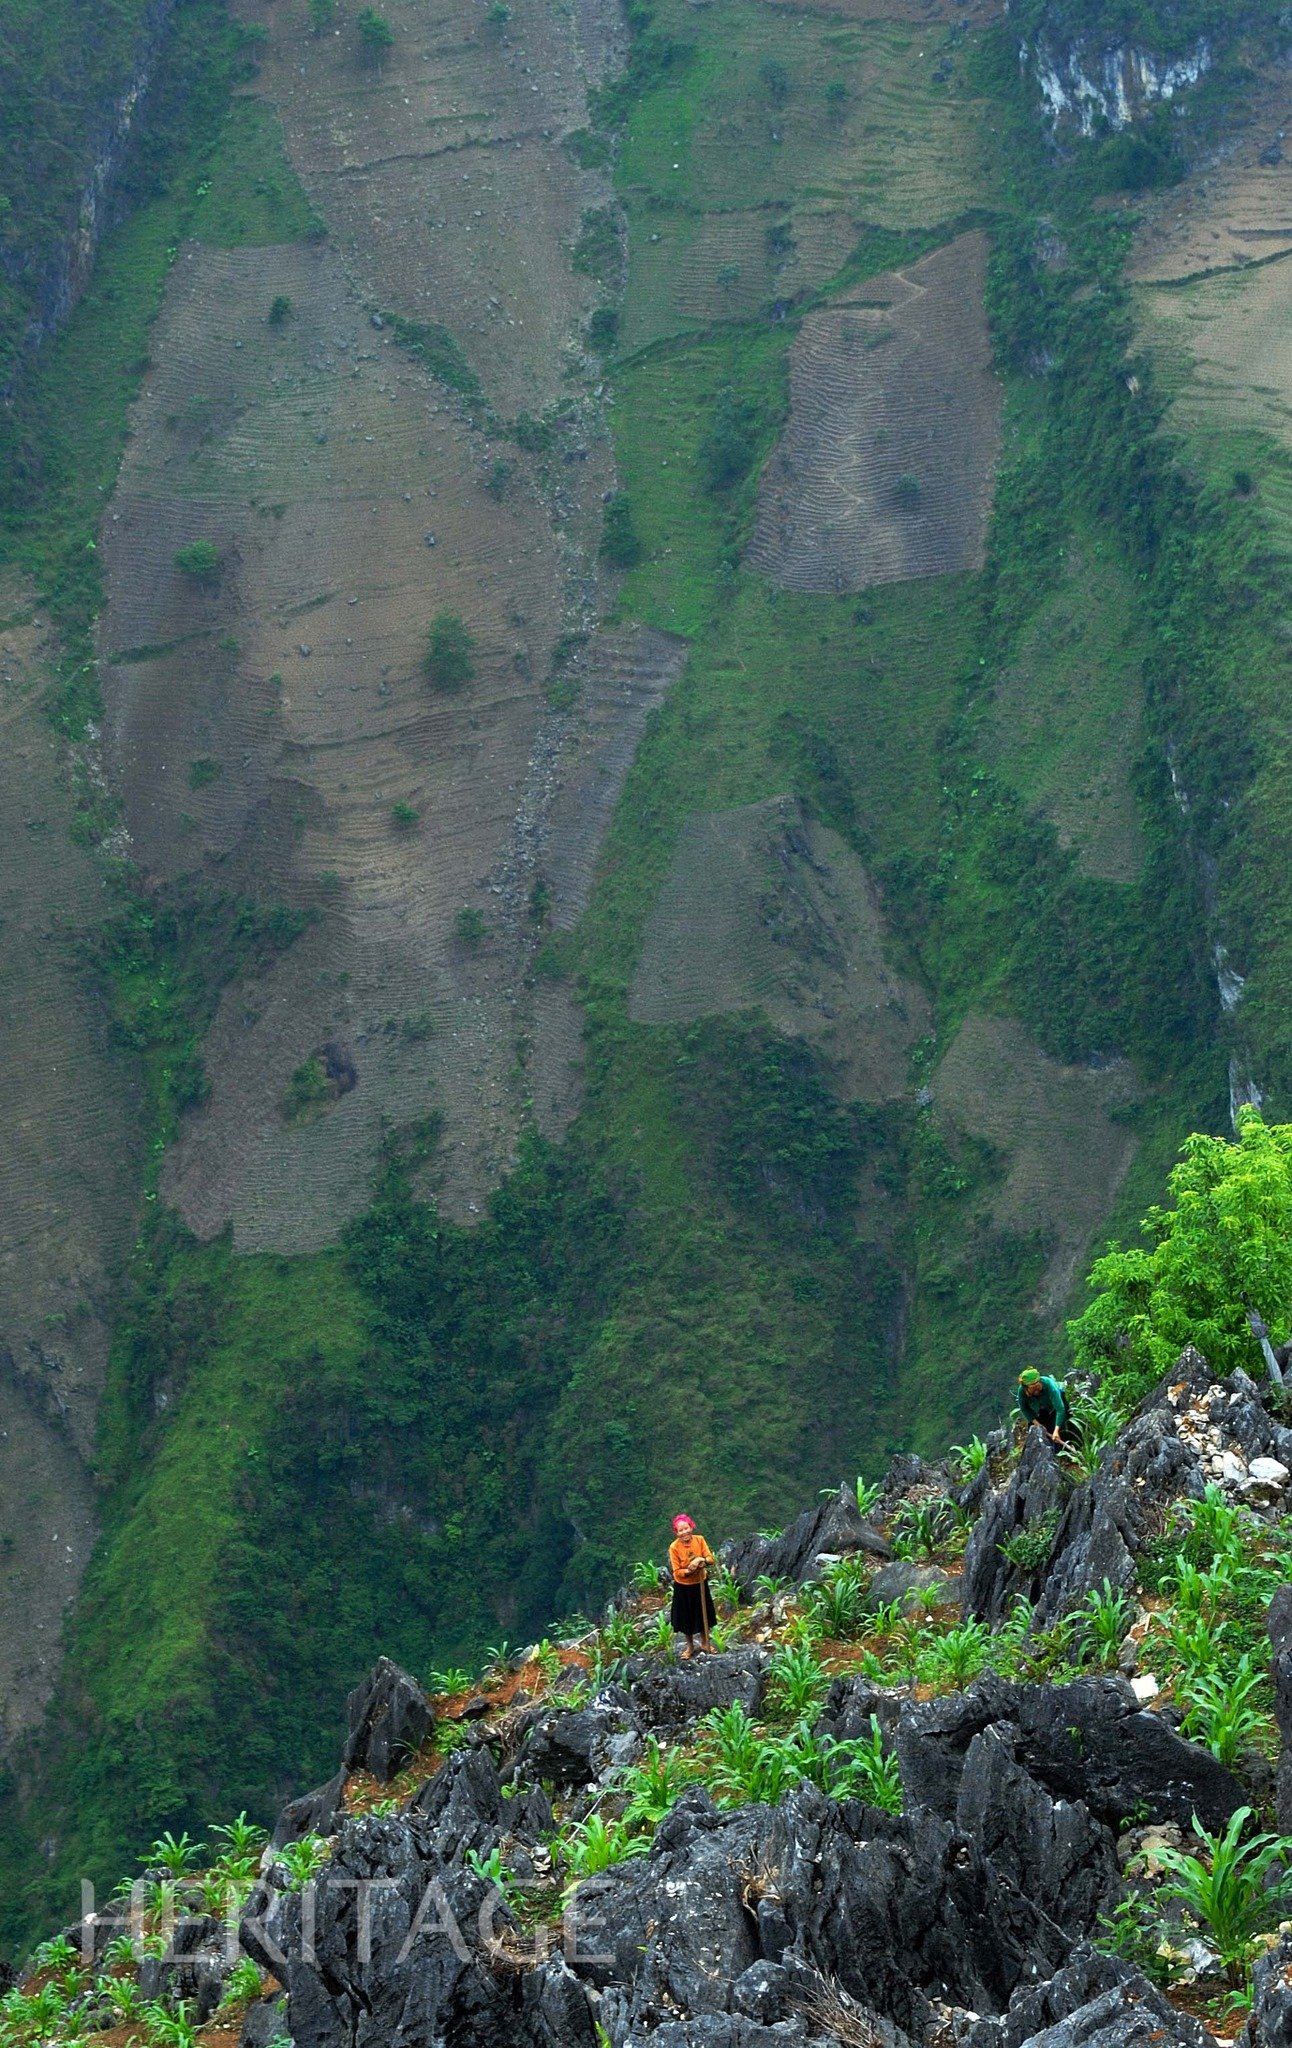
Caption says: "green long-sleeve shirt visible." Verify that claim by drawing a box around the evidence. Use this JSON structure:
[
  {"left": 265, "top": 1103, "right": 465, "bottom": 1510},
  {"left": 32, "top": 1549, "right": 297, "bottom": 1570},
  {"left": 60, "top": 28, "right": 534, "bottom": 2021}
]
[{"left": 1017, "top": 1374, "right": 1067, "bottom": 1433}]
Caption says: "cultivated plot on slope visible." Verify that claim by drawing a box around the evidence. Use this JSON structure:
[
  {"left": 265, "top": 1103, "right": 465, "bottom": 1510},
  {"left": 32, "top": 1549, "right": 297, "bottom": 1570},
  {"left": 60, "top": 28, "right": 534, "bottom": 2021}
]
[
  {"left": 932, "top": 1012, "right": 1138, "bottom": 1317},
  {"left": 241, "top": 0, "right": 610, "bottom": 419},
  {"left": 1136, "top": 254, "right": 1292, "bottom": 550},
  {"left": 100, "top": 241, "right": 682, "bottom": 1237},
  {"left": 985, "top": 540, "right": 1148, "bottom": 885},
  {"left": 1129, "top": 64, "right": 1292, "bottom": 284},
  {"left": 747, "top": 231, "right": 1001, "bottom": 592},
  {"left": 629, "top": 794, "right": 929, "bottom": 1100},
  {"left": 618, "top": 6, "right": 998, "bottom": 348}
]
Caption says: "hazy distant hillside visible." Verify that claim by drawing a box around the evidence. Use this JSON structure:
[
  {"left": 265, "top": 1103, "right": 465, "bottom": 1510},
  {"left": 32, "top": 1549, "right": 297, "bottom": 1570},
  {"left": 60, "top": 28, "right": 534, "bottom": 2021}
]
[{"left": 2, "top": 0, "right": 1292, "bottom": 1954}]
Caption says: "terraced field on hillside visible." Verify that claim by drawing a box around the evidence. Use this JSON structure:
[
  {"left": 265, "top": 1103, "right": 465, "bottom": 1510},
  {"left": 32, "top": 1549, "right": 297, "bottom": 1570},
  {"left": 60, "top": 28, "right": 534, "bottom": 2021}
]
[
  {"left": 618, "top": 0, "right": 1000, "bottom": 349},
  {"left": 747, "top": 231, "right": 1001, "bottom": 590}
]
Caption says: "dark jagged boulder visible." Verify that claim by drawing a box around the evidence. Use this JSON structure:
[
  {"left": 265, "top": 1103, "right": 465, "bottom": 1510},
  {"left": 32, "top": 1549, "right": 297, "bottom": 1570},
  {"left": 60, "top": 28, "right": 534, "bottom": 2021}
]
[
  {"left": 408, "top": 1745, "right": 508, "bottom": 1858},
  {"left": 968, "top": 1946, "right": 1210, "bottom": 2048},
  {"left": 573, "top": 1782, "right": 1068, "bottom": 2040},
  {"left": 1268, "top": 1584, "right": 1292, "bottom": 1829},
  {"left": 138, "top": 1913, "right": 231, "bottom": 2022},
  {"left": 954, "top": 1722, "right": 1117, "bottom": 1937},
  {"left": 814, "top": 1672, "right": 906, "bottom": 1745},
  {"left": 626, "top": 1648, "right": 767, "bottom": 1727},
  {"left": 241, "top": 1994, "right": 292, "bottom": 2048},
  {"left": 724, "top": 1487, "right": 890, "bottom": 1596},
  {"left": 262, "top": 1815, "right": 597, "bottom": 2048},
  {"left": 272, "top": 1766, "right": 348, "bottom": 1849},
  {"left": 342, "top": 1657, "right": 432, "bottom": 1782},
  {"left": 604, "top": 2019, "right": 820, "bottom": 2046},
  {"left": 898, "top": 1676, "right": 1244, "bottom": 1833},
  {"left": 514, "top": 1688, "right": 643, "bottom": 1787},
  {"left": 1248, "top": 1928, "right": 1292, "bottom": 2048},
  {"left": 868, "top": 1561, "right": 961, "bottom": 1613},
  {"left": 961, "top": 1427, "right": 1068, "bottom": 1626},
  {"left": 407, "top": 1744, "right": 554, "bottom": 1863}
]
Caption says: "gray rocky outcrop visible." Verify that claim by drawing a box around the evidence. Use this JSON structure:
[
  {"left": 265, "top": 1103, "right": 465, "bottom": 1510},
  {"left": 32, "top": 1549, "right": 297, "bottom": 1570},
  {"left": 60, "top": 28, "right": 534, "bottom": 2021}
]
[
  {"left": 1268, "top": 1584, "right": 1292, "bottom": 1831},
  {"left": 953, "top": 1722, "right": 1117, "bottom": 1936},
  {"left": 138, "top": 1913, "right": 232, "bottom": 2022},
  {"left": 962, "top": 1352, "right": 1292, "bottom": 1629},
  {"left": 513, "top": 1687, "right": 643, "bottom": 1786},
  {"left": 968, "top": 1946, "right": 1210, "bottom": 2048},
  {"left": 203, "top": 1352, "right": 1292, "bottom": 2048},
  {"left": 574, "top": 1782, "right": 1069, "bottom": 2039},
  {"left": 897, "top": 1676, "right": 1244, "bottom": 1833},
  {"left": 625, "top": 1648, "right": 766, "bottom": 1727},
  {"left": 1248, "top": 1929, "right": 1292, "bottom": 2048},
  {"left": 272, "top": 1767, "right": 349, "bottom": 1849},
  {"left": 241, "top": 1994, "right": 292, "bottom": 2047},
  {"left": 342, "top": 1657, "right": 433, "bottom": 1783},
  {"left": 724, "top": 1487, "right": 890, "bottom": 1595}
]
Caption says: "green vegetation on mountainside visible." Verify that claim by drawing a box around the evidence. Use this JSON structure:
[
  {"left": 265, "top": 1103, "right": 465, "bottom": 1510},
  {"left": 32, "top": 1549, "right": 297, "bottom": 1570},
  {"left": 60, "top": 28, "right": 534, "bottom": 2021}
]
[
  {"left": 16, "top": 1111, "right": 1292, "bottom": 2037},
  {"left": 4, "top": 0, "right": 1291, "bottom": 1964}
]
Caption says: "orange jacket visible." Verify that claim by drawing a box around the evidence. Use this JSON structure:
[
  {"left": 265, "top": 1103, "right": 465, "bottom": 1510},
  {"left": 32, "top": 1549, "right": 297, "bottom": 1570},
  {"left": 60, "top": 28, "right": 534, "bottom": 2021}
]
[{"left": 669, "top": 1532, "right": 714, "bottom": 1585}]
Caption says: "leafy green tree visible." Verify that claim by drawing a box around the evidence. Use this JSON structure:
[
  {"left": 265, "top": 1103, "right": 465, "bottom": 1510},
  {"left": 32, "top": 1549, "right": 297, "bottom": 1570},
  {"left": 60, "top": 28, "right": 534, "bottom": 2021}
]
[
  {"left": 699, "top": 387, "right": 759, "bottom": 492},
  {"left": 1069, "top": 1109, "right": 1292, "bottom": 1393},
  {"left": 600, "top": 493, "right": 641, "bottom": 568},
  {"left": 424, "top": 612, "right": 475, "bottom": 690},
  {"left": 309, "top": 0, "right": 336, "bottom": 28},
  {"left": 174, "top": 540, "right": 221, "bottom": 582},
  {"left": 357, "top": 8, "right": 394, "bottom": 59}
]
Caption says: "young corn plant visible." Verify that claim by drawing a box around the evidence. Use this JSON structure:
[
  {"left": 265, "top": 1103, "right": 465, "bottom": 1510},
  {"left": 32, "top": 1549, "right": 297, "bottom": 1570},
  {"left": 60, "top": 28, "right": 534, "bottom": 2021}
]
[
  {"left": 889, "top": 1497, "right": 954, "bottom": 1562},
  {"left": 1075, "top": 1582, "right": 1136, "bottom": 1670},
  {"left": 802, "top": 1561, "right": 868, "bottom": 1640},
  {"left": 144, "top": 1830, "right": 205, "bottom": 1877},
  {"left": 767, "top": 1643, "right": 829, "bottom": 1720},
  {"left": 648, "top": 1610, "right": 675, "bottom": 1655},
  {"left": 631, "top": 1559, "right": 663, "bottom": 1594},
  {"left": 949, "top": 1438, "right": 989, "bottom": 1483},
  {"left": 210, "top": 1812, "right": 267, "bottom": 1859},
  {"left": 141, "top": 1998, "right": 201, "bottom": 2048},
  {"left": 824, "top": 1717, "right": 903, "bottom": 1813},
  {"left": 1182, "top": 1658, "right": 1270, "bottom": 1767},
  {"left": 622, "top": 1736, "right": 697, "bottom": 1827},
  {"left": 1062, "top": 1388, "right": 1124, "bottom": 1480},
  {"left": 101, "top": 1976, "right": 147, "bottom": 2023},
  {"left": 1152, "top": 1807, "right": 1292, "bottom": 1983},
  {"left": 277, "top": 1833, "right": 331, "bottom": 1891},
  {"left": 916, "top": 1619, "right": 990, "bottom": 1691},
  {"left": 598, "top": 1610, "right": 642, "bottom": 1660},
  {"left": 465, "top": 1846, "right": 523, "bottom": 1913},
  {"left": 702, "top": 1701, "right": 761, "bottom": 1785},
  {"left": 1180, "top": 1487, "right": 1251, "bottom": 1571},
  {"left": 753, "top": 1573, "right": 791, "bottom": 1606},
  {"left": 560, "top": 1815, "right": 649, "bottom": 1900},
  {"left": 429, "top": 1668, "right": 475, "bottom": 1697}
]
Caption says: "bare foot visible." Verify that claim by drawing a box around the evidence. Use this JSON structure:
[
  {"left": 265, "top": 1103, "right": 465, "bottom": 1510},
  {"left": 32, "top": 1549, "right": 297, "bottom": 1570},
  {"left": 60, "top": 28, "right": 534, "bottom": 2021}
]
[{"left": 680, "top": 1645, "right": 694, "bottom": 1660}]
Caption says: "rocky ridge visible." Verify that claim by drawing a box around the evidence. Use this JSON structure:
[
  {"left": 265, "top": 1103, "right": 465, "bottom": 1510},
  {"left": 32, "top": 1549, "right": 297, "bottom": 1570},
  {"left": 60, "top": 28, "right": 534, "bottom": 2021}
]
[{"left": 12, "top": 1351, "right": 1292, "bottom": 2048}]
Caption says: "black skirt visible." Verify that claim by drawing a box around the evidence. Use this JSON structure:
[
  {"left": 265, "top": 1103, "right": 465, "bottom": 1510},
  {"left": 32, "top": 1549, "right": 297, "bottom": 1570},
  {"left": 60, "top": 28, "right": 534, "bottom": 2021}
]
[{"left": 670, "top": 1577, "right": 716, "bottom": 1635}]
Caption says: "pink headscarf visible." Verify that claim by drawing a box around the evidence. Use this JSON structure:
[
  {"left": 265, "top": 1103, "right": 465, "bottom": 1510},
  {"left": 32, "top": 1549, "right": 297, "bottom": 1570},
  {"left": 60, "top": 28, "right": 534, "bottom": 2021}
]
[{"left": 672, "top": 1513, "right": 694, "bottom": 1533}]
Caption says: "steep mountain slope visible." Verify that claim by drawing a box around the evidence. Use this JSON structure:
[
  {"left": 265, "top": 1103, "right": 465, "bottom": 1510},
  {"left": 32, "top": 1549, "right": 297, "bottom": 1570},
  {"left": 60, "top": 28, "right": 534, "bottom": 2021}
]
[
  {"left": 12, "top": 1329, "right": 1292, "bottom": 2048},
  {"left": 2, "top": 0, "right": 1291, "bottom": 1965}
]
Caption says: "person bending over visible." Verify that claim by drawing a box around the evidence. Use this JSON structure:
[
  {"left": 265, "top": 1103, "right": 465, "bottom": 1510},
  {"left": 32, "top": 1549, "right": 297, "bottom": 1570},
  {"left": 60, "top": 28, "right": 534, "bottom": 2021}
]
[{"left": 1017, "top": 1367, "right": 1067, "bottom": 1444}]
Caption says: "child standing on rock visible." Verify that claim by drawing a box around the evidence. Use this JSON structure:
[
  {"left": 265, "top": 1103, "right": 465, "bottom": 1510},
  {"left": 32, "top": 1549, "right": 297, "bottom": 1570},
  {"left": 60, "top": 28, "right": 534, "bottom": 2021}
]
[{"left": 669, "top": 1512, "right": 716, "bottom": 1658}]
